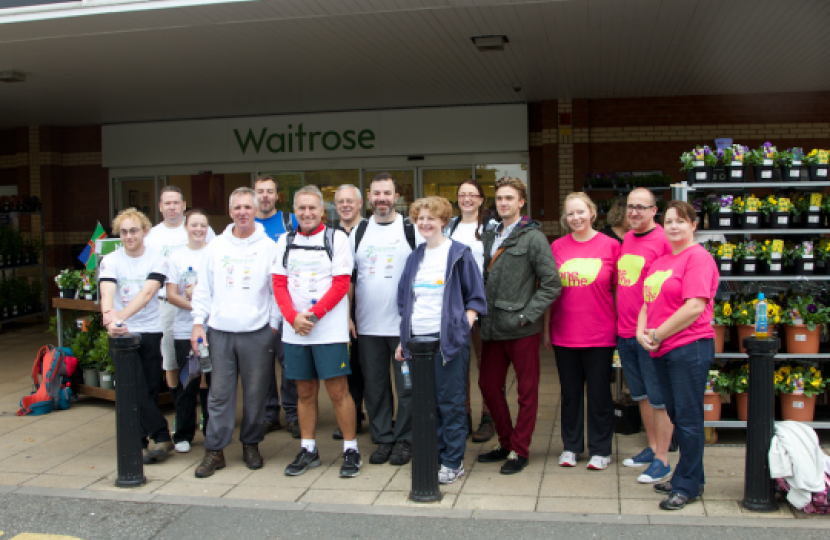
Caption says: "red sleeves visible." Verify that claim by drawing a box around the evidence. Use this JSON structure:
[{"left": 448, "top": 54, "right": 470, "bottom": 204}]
[
  {"left": 310, "top": 274, "right": 350, "bottom": 320},
  {"left": 272, "top": 274, "right": 298, "bottom": 325}
]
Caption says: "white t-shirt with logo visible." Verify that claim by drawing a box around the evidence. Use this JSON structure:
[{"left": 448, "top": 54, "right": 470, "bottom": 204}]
[
  {"left": 411, "top": 240, "right": 451, "bottom": 335},
  {"left": 166, "top": 246, "right": 210, "bottom": 340},
  {"left": 449, "top": 221, "right": 484, "bottom": 276},
  {"left": 99, "top": 247, "right": 168, "bottom": 333},
  {"left": 145, "top": 221, "right": 216, "bottom": 297},
  {"left": 350, "top": 215, "right": 424, "bottom": 336},
  {"left": 272, "top": 228, "right": 353, "bottom": 345}
]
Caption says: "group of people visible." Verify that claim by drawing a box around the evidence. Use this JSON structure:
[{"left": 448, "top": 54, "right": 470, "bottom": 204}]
[{"left": 99, "top": 173, "right": 718, "bottom": 511}]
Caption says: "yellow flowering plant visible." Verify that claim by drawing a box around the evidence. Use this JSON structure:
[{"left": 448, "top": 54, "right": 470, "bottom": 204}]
[
  {"left": 758, "top": 195, "right": 788, "bottom": 216},
  {"left": 712, "top": 301, "right": 733, "bottom": 326},
  {"left": 774, "top": 364, "right": 826, "bottom": 397},
  {"left": 802, "top": 149, "right": 823, "bottom": 166},
  {"left": 729, "top": 297, "right": 782, "bottom": 326},
  {"left": 727, "top": 363, "right": 750, "bottom": 394}
]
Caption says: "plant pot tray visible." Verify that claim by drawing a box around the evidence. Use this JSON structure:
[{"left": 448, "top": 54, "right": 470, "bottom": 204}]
[
  {"left": 52, "top": 298, "right": 100, "bottom": 312},
  {"left": 77, "top": 384, "right": 173, "bottom": 405}
]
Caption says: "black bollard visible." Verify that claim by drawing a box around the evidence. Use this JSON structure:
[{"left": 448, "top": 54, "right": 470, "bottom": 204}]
[
  {"left": 110, "top": 334, "right": 147, "bottom": 488},
  {"left": 407, "top": 336, "right": 442, "bottom": 503},
  {"left": 741, "top": 336, "right": 779, "bottom": 512}
]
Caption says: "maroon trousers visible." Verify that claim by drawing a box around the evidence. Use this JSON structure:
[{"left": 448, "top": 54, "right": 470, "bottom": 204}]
[{"left": 478, "top": 333, "right": 541, "bottom": 459}]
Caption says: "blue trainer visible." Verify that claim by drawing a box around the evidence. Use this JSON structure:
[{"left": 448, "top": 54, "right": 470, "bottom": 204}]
[
  {"left": 637, "top": 458, "right": 671, "bottom": 484},
  {"left": 622, "top": 447, "right": 654, "bottom": 468}
]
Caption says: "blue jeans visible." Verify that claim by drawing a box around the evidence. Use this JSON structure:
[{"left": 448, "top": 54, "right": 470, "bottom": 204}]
[
  {"left": 617, "top": 336, "right": 665, "bottom": 408},
  {"left": 428, "top": 334, "right": 470, "bottom": 470},
  {"left": 652, "top": 339, "right": 714, "bottom": 498}
]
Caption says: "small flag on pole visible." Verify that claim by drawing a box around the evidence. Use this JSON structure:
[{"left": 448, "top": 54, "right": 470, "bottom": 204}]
[{"left": 78, "top": 222, "right": 107, "bottom": 269}]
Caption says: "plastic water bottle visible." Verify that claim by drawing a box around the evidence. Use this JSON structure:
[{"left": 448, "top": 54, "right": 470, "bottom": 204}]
[
  {"left": 184, "top": 266, "right": 196, "bottom": 287},
  {"left": 197, "top": 337, "right": 212, "bottom": 373},
  {"left": 755, "top": 292, "right": 769, "bottom": 339},
  {"left": 401, "top": 361, "right": 412, "bottom": 390},
  {"left": 310, "top": 298, "right": 317, "bottom": 312}
]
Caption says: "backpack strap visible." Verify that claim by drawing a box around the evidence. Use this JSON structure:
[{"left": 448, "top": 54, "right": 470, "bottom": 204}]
[
  {"left": 324, "top": 226, "right": 335, "bottom": 261},
  {"left": 353, "top": 219, "right": 369, "bottom": 252},
  {"left": 403, "top": 218, "right": 416, "bottom": 250},
  {"left": 282, "top": 226, "right": 336, "bottom": 268},
  {"left": 31, "top": 346, "right": 49, "bottom": 388},
  {"left": 281, "top": 229, "right": 298, "bottom": 268},
  {"left": 282, "top": 211, "right": 294, "bottom": 233},
  {"left": 448, "top": 216, "right": 462, "bottom": 238}
]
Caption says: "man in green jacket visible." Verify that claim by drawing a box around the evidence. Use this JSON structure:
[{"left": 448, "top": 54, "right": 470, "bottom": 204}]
[{"left": 477, "top": 177, "right": 561, "bottom": 474}]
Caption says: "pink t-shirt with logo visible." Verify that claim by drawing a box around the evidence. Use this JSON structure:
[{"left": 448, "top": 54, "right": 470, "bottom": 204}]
[
  {"left": 617, "top": 226, "right": 672, "bottom": 338},
  {"left": 644, "top": 244, "right": 720, "bottom": 357},
  {"left": 550, "top": 232, "right": 620, "bottom": 347}
]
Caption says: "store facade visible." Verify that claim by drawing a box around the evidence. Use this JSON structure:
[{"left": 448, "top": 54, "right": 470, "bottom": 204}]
[{"left": 103, "top": 104, "right": 529, "bottom": 230}]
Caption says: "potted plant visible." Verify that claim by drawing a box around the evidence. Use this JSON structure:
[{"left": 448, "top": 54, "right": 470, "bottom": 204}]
[
  {"left": 723, "top": 144, "right": 750, "bottom": 182},
  {"left": 803, "top": 149, "right": 829, "bottom": 181},
  {"left": 729, "top": 363, "right": 750, "bottom": 421},
  {"left": 72, "top": 329, "right": 99, "bottom": 386},
  {"left": 758, "top": 195, "right": 791, "bottom": 229},
  {"left": 757, "top": 239, "right": 785, "bottom": 275},
  {"left": 785, "top": 241, "right": 816, "bottom": 276},
  {"left": 735, "top": 240, "right": 759, "bottom": 275},
  {"left": 90, "top": 330, "right": 113, "bottom": 390},
  {"left": 704, "top": 370, "right": 731, "bottom": 421},
  {"left": 680, "top": 146, "right": 718, "bottom": 185},
  {"left": 780, "top": 295, "right": 828, "bottom": 354},
  {"left": 81, "top": 269, "right": 98, "bottom": 301},
  {"left": 730, "top": 297, "right": 781, "bottom": 354},
  {"left": 747, "top": 141, "right": 779, "bottom": 182},
  {"left": 791, "top": 192, "right": 823, "bottom": 229},
  {"left": 700, "top": 197, "right": 721, "bottom": 230},
  {"left": 779, "top": 147, "right": 805, "bottom": 181},
  {"left": 774, "top": 364, "right": 827, "bottom": 422},
  {"left": 712, "top": 300, "right": 732, "bottom": 353},
  {"left": 55, "top": 269, "right": 82, "bottom": 299},
  {"left": 816, "top": 239, "right": 830, "bottom": 275},
  {"left": 715, "top": 195, "right": 735, "bottom": 229},
  {"left": 703, "top": 241, "right": 734, "bottom": 276}
]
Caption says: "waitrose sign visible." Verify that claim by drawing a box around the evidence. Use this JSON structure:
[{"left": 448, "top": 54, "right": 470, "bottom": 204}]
[{"left": 103, "top": 105, "right": 527, "bottom": 168}]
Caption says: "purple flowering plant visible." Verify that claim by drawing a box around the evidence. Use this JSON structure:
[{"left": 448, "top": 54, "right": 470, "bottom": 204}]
[
  {"left": 722, "top": 144, "right": 748, "bottom": 164},
  {"left": 746, "top": 142, "right": 780, "bottom": 166},
  {"left": 780, "top": 294, "right": 830, "bottom": 331},
  {"left": 680, "top": 145, "right": 719, "bottom": 171}
]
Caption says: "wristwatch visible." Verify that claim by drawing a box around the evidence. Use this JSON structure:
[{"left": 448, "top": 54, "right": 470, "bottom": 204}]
[
  {"left": 308, "top": 313, "right": 319, "bottom": 324},
  {"left": 519, "top": 314, "right": 528, "bottom": 327}
]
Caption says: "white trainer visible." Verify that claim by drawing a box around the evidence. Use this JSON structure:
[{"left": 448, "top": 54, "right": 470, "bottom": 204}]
[
  {"left": 558, "top": 451, "right": 577, "bottom": 467},
  {"left": 587, "top": 455, "right": 611, "bottom": 470},
  {"left": 174, "top": 441, "right": 191, "bottom": 453},
  {"left": 438, "top": 464, "right": 466, "bottom": 484}
]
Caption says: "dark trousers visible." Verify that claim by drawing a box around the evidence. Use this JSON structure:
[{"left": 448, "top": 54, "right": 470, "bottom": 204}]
[
  {"left": 479, "top": 334, "right": 541, "bottom": 459},
  {"left": 265, "top": 330, "right": 298, "bottom": 424},
  {"left": 435, "top": 339, "right": 470, "bottom": 469},
  {"left": 171, "top": 340, "right": 211, "bottom": 443},
  {"left": 133, "top": 333, "right": 171, "bottom": 446},
  {"left": 359, "top": 335, "right": 412, "bottom": 444},
  {"left": 347, "top": 333, "right": 365, "bottom": 422},
  {"left": 554, "top": 345, "right": 615, "bottom": 456},
  {"left": 652, "top": 339, "right": 714, "bottom": 498}
]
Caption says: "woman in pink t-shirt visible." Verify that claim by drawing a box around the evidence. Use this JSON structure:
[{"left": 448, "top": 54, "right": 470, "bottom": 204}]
[
  {"left": 637, "top": 201, "right": 719, "bottom": 511},
  {"left": 543, "top": 192, "right": 620, "bottom": 471}
]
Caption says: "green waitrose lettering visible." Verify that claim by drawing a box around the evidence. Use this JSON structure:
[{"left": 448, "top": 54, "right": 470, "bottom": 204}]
[{"left": 234, "top": 124, "right": 375, "bottom": 154}]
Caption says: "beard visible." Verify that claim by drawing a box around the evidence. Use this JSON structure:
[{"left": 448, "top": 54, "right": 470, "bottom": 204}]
[{"left": 372, "top": 201, "right": 394, "bottom": 217}]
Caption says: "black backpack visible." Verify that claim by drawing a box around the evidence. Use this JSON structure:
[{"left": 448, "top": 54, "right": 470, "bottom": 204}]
[
  {"left": 281, "top": 226, "right": 338, "bottom": 268},
  {"left": 353, "top": 217, "right": 416, "bottom": 252}
]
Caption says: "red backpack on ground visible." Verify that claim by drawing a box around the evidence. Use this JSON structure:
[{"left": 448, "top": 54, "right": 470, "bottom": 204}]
[{"left": 17, "top": 345, "right": 74, "bottom": 416}]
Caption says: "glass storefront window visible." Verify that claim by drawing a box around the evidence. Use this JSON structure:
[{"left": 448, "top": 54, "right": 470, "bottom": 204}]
[
  {"left": 421, "top": 168, "right": 473, "bottom": 215},
  {"left": 167, "top": 173, "right": 251, "bottom": 232},
  {"left": 363, "top": 169, "right": 415, "bottom": 218},
  {"left": 259, "top": 169, "right": 359, "bottom": 227}
]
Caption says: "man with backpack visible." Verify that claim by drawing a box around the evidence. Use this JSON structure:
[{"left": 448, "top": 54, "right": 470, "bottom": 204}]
[
  {"left": 272, "top": 185, "right": 359, "bottom": 477},
  {"left": 350, "top": 172, "right": 423, "bottom": 466},
  {"left": 255, "top": 175, "right": 300, "bottom": 439}
]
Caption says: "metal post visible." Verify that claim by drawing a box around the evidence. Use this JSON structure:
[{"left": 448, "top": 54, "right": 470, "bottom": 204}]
[
  {"left": 110, "top": 334, "right": 146, "bottom": 487},
  {"left": 741, "top": 336, "right": 779, "bottom": 512},
  {"left": 407, "top": 336, "right": 442, "bottom": 503}
]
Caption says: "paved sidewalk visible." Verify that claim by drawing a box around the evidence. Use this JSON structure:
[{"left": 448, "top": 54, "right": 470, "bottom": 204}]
[{"left": 0, "top": 324, "right": 822, "bottom": 520}]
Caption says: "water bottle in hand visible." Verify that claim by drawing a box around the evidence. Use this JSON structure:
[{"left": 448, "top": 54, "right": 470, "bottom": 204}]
[
  {"left": 401, "top": 361, "right": 412, "bottom": 390},
  {"left": 197, "top": 337, "right": 212, "bottom": 373}
]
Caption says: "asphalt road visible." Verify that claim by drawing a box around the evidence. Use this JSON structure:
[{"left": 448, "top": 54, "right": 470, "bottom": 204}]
[{"left": 0, "top": 494, "right": 829, "bottom": 540}]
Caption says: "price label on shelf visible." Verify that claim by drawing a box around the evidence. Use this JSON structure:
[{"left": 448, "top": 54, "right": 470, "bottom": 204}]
[
  {"left": 746, "top": 216, "right": 758, "bottom": 224},
  {"left": 693, "top": 161, "right": 704, "bottom": 167},
  {"left": 696, "top": 172, "right": 707, "bottom": 180},
  {"left": 771, "top": 263, "right": 782, "bottom": 271},
  {"left": 762, "top": 170, "right": 772, "bottom": 178},
  {"left": 731, "top": 169, "right": 743, "bottom": 178},
  {"left": 809, "top": 215, "right": 820, "bottom": 223},
  {"left": 791, "top": 169, "right": 801, "bottom": 178},
  {"left": 720, "top": 218, "right": 731, "bottom": 227},
  {"left": 720, "top": 262, "right": 732, "bottom": 271},
  {"left": 805, "top": 262, "right": 814, "bottom": 271},
  {"left": 820, "top": 169, "right": 829, "bottom": 177},
  {"left": 778, "top": 216, "right": 788, "bottom": 224},
  {"left": 745, "top": 264, "right": 755, "bottom": 272},
  {"left": 731, "top": 161, "right": 742, "bottom": 166}
]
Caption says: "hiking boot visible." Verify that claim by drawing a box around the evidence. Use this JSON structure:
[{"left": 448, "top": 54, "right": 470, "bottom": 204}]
[
  {"left": 142, "top": 448, "right": 156, "bottom": 465},
  {"left": 195, "top": 450, "right": 225, "bottom": 478},
  {"left": 339, "top": 449, "right": 362, "bottom": 478},
  {"left": 243, "top": 444, "right": 263, "bottom": 470},
  {"left": 478, "top": 444, "right": 511, "bottom": 463},
  {"left": 148, "top": 440, "right": 173, "bottom": 459},
  {"left": 287, "top": 421, "right": 301, "bottom": 439},
  {"left": 654, "top": 482, "right": 704, "bottom": 497},
  {"left": 389, "top": 440, "right": 412, "bottom": 466},
  {"left": 500, "top": 451, "right": 528, "bottom": 474},
  {"left": 262, "top": 420, "right": 282, "bottom": 435},
  {"left": 285, "top": 448, "right": 321, "bottom": 476},
  {"left": 370, "top": 443, "right": 394, "bottom": 464},
  {"left": 472, "top": 414, "right": 495, "bottom": 443}
]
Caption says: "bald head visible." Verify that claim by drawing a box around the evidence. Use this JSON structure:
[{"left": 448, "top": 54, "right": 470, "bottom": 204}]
[
  {"left": 629, "top": 187, "right": 657, "bottom": 206},
  {"left": 627, "top": 188, "right": 658, "bottom": 233}
]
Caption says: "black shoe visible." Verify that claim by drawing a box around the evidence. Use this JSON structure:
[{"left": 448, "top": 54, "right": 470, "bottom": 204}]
[
  {"left": 148, "top": 441, "right": 173, "bottom": 460},
  {"left": 660, "top": 492, "right": 690, "bottom": 510},
  {"left": 389, "top": 440, "right": 412, "bottom": 466},
  {"left": 263, "top": 420, "right": 282, "bottom": 435},
  {"left": 654, "top": 482, "right": 704, "bottom": 496},
  {"left": 500, "top": 451, "right": 529, "bottom": 474},
  {"left": 243, "top": 444, "right": 264, "bottom": 470},
  {"left": 472, "top": 414, "right": 495, "bottom": 443},
  {"left": 669, "top": 434, "right": 679, "bottom": 452},
  {"left": 288, "top": 421, "right": 301, "bottom": 439},
  {"left": 478, "top": 445, "right": 511, "bottom": 463},
  {"left": 284, "top": 448, "right": 321, "bottom": 476},
  {"left": 340, "top": 449, "right": 362, "bottom": 478},
  {"left": 142, "top": 448, "right": 157, "bottom": 465},
  {"left": 370, "top": 443, "right": 394, "bottom": 464}
]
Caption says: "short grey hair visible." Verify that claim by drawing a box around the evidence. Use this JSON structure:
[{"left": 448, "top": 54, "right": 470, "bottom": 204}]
[
  {"left": 293, "top": 185, "right": 324, "bottom": 207},
  {"left": 335, "top": 184, "right": 362, "bottom": 203},
  {"left": 228, "top": 187, "right": 258, "bottom": 209}
]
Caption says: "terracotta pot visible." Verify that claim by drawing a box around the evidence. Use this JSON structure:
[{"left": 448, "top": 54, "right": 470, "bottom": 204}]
[
  {"left": 736, "top": 324, "right": 777, "bottom": 354},
  {"left": 785, "top": 324, "right": 821, "bottom": 355},
  {"left": 780, "top": 393, "right": 817, "bottom": 422},
  {"left": 703, "top": 393, "right": 722, "bottom": 421},
  {"left": 713, "top": 325, "right": 726, "bottom": 353},
  {"left": 735, "top": 392, "right": 749, "bottom": 421}
]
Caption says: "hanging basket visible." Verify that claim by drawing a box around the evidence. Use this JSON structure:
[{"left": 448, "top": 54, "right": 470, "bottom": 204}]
[
  {"left": 785, "top": 324, "right": 821, "bottom": 355},
  {"left": 703, "top": 393, "right": 722, "bottom": 421},
  {"left": 780, "top": 393, "right": 816, "bottom": 422}
]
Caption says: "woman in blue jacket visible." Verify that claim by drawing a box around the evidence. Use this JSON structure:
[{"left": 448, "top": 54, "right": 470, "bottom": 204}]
[{"left": 395, "top": 196, "right": 487, "bottom": 485}]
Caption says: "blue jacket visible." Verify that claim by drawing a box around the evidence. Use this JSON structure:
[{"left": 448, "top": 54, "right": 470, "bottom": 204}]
[{"left": 397, "top": 239, "right": 488, "bottom": 362}]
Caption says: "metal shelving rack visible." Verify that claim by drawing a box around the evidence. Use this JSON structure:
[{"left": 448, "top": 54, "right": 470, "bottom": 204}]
[{"left": 0, "top": 210, "right": 48, "bottom": 327}]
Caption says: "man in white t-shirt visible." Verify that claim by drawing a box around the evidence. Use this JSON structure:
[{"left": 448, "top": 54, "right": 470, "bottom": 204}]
[
  {"left": 99, "top": 208, "right": 173, "bottom": 464},
  {"left": 144, "top": 186, "right": 216, "bottom": 378},
  {"left": 273, "top": 185, "right": 360, "bottom": 478},
  {"left": 350, "top": 173, "right": 423, "bottom": 466}
]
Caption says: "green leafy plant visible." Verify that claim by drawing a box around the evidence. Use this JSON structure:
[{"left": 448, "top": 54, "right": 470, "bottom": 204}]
[
  {"left": 712, "top": 301, "right": 733, "bottom": 326},
  {"left": 706, "top": 370, "right": 732, "bottom": 397},
  {"left": 55, "top": 269, "right": 82, "bottom": 290},
  {"left": 745, "top": 142, "right": 780, "bottom": 166},
  {"left": 722, "top": 144, "right": 749, "bottom": 164},
  {"left": 89, "top": 330, "right": 112, "bottom": 372},
  {"left": 775, "top": 364, "right": 826, "bottom": 397},
  {"left": 728, "top": 363, "right": 750, "bottom": 394},
  {"left": 779, "top": 294, "right": 830, "bottom": 331},
  {"left": 778, "top": 148, "right": 804, "bottom": 167},
  {"left": 680, "top": 146, "right": 718, "bottom": 171}
]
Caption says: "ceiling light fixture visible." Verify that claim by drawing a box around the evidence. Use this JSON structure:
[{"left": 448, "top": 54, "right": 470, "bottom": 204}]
[
  {"left": 471, "top": 35, "right": 509, "bottom": 52},
  {"left": 0, "top": 70, "right": 26, "bottom": 83}
]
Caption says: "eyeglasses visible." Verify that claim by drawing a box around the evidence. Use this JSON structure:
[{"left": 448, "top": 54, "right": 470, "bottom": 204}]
[
  {"left": 119, "top": 228, "right": 142, "bottom": 236},
  {"left": 627, "top": 204, "right": 655, "bottom": 214},
  {"left": 458, "top": 194, "right": 481, "bottom": 200}
]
